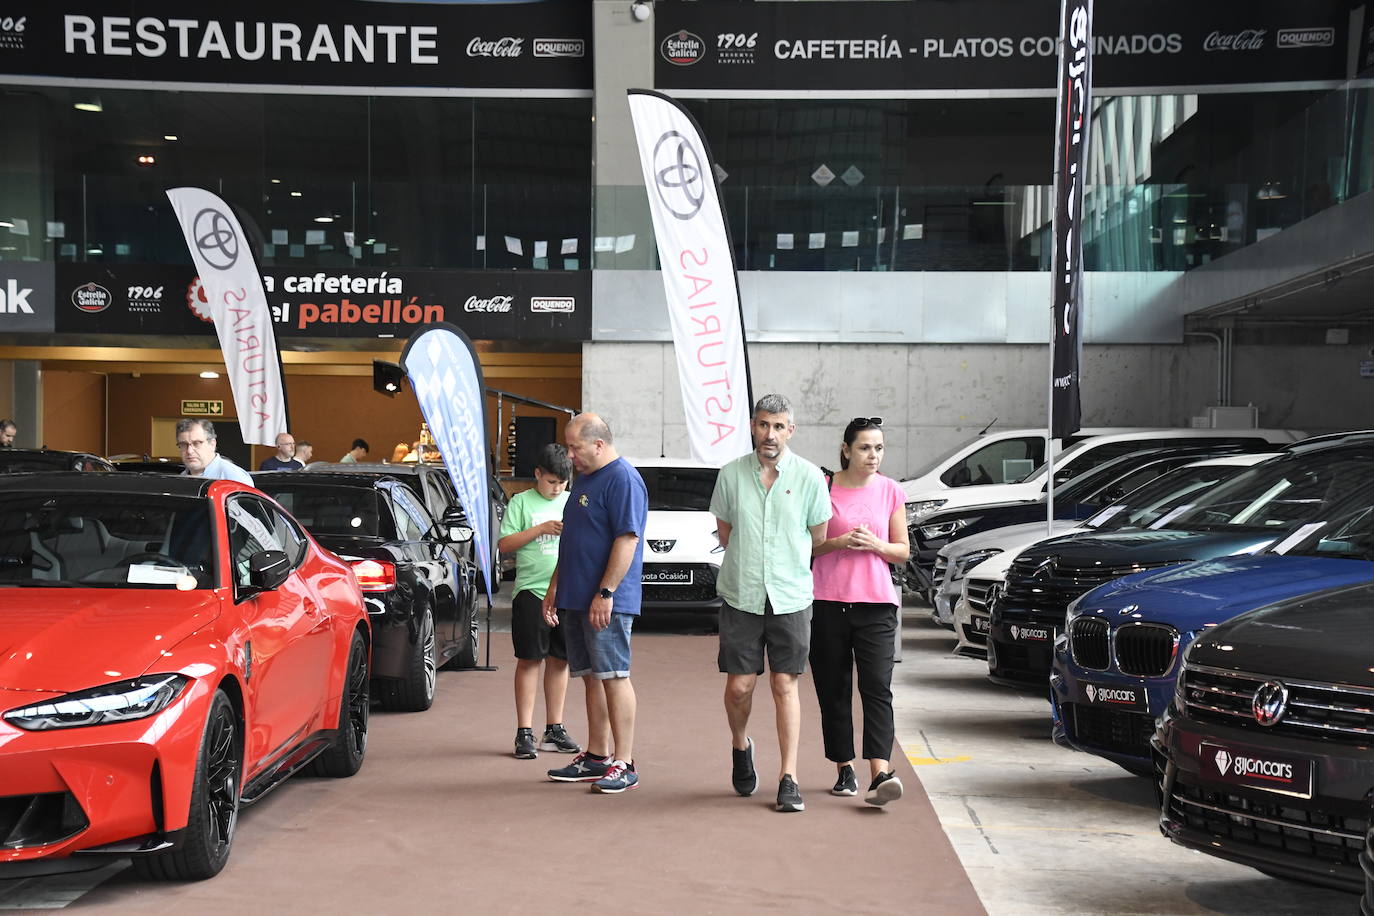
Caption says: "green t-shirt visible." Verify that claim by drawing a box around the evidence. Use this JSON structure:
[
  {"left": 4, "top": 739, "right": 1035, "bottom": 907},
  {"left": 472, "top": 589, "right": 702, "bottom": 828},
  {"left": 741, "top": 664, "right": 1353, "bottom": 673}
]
[{"left": 500, "top": 487, "right": 569, "bottom": 599}]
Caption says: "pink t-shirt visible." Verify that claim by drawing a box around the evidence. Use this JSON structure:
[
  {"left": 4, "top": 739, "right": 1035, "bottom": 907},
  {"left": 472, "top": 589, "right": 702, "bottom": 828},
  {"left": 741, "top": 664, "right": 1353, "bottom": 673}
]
[{"left": 811, "top": 474, "right": 904, "bottom": 605}]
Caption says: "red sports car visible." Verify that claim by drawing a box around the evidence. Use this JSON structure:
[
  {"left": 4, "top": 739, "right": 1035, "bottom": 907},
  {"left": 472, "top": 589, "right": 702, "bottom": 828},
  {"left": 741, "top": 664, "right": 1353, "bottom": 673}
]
[{"left": 0, "top": 473, "right": 370, "bottom": 880}]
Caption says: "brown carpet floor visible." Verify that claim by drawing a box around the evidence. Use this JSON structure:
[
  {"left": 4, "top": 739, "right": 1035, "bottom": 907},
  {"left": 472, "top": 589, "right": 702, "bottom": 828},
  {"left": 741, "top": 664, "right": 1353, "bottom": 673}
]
[{"left": 73, "top": 632, "right": 984, "bottom": 914}]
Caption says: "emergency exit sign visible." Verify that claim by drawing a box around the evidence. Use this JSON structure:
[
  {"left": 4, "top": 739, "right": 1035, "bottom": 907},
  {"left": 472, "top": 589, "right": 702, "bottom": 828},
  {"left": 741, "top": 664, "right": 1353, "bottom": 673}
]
[{"left": 181, "top": 399, "right": 224, "bottom": 416}]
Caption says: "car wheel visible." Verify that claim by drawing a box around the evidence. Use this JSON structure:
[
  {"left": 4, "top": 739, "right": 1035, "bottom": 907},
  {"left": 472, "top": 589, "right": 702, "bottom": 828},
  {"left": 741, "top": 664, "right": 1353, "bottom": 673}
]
[
  {"left": 134, "top": 689, "right": 240, "bottom": 881},
  {"left": 311, "top": 629, "right": 369, "bottom": 777},
  {"left": 448, "top": 614, "right": 480, "bottom": 669},
  {"left": 376, "top": 603, "right": 436, "bottom": 712}
]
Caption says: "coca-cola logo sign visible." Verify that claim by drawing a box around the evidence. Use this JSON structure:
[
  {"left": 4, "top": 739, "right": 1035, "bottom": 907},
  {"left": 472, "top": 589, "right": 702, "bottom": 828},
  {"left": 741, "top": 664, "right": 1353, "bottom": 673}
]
[
  {"left": 467, "top": 37, "right": 524, "bottom": 58},
  {"left": 1202, "top": 29, "right": 1266, "bottom": 52},
  {"left": 465, "top": 295, "right": 513, "bottom": 313}
]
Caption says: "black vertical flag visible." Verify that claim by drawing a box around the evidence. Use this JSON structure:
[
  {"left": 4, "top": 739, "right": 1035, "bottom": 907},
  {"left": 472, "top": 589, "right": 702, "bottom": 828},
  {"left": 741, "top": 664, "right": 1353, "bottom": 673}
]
[{"left": 1049, "top": 0, "right": 1093, "bottom": 437}]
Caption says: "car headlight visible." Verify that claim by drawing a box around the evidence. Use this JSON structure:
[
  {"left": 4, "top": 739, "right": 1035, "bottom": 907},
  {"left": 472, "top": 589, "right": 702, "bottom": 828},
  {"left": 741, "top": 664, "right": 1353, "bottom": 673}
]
[
  {"left": 906, "top": 499, "right": 947, "bottom": 523},
  {"left": 919, "top": 517, "right": 979, "bottom": 540},
  {"left": 1063, "top": 593, "right": 1086, "bottom": 631},
  {"left": 3, "top": 674, "right": 190, "bottom": 731},
  {"left": 951, "top": 547, "right": 1002, "bottom": 580}
]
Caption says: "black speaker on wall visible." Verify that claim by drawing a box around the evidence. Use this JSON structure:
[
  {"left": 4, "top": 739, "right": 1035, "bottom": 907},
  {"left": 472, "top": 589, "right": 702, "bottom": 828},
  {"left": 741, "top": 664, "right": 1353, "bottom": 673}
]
[{"left": 513, "top": 417, "right": 557, "bottom": 478}]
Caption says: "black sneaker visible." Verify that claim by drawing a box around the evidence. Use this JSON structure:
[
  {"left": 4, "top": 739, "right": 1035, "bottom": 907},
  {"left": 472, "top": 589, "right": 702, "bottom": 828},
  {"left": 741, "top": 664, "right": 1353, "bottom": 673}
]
[
  {"left": 776, "top": 774, "right": 804, "bottom": 812},
  {"left": 540, "top": 724, "right": 582, "bottom": 754},
  {"left": 731, "top": 737, "right": 757, "bottom": 797},
  {"left": 547, "top": 752, "right": 613, "bottom": 782},
  {"left": 514, "top": 729, "right": 537, "bottom": 760},
  {"left": 831, "top": 764, "right": 858, "bottom": 797},
  {"left": 864, "top": 771, "right": 904, "bottom": 807}
]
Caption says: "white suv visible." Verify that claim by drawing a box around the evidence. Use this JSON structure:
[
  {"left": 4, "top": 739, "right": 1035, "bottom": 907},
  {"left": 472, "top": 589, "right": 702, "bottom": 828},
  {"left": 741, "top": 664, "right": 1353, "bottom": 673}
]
[{"left": 631, "top": 458, "right": 723, "bottom": 614}]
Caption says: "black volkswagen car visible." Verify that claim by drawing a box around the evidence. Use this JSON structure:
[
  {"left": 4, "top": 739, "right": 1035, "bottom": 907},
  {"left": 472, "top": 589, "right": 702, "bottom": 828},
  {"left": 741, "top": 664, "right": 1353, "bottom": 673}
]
[
  {"left": 253, "top": 471, "right": 477, "bottom": 713},
  {"left": 1154, "top": 579, "right": 1374, "bottom": 895},
  {"left": 987, "top": 439, "right": 1374, "bottom": 688}
]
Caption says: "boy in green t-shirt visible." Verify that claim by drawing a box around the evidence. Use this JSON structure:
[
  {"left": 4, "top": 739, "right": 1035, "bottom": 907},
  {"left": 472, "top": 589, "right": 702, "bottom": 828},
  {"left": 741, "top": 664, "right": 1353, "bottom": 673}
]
[{"left": 497, "top": 443, "right": 581, "bottom": 759}]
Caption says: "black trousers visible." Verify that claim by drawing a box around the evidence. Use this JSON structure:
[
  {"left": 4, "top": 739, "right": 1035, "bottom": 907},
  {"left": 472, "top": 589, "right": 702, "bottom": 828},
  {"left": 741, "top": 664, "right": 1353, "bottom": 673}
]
[{"left": 809, "top": 600, "right": 897, "bottom": 764}]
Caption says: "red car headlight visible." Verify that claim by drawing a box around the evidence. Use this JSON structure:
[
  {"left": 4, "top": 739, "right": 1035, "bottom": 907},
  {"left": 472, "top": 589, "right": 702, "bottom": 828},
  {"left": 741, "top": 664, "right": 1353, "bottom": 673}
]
[{"left": 3, "top": 674, "right": 190, "bottom": 731}]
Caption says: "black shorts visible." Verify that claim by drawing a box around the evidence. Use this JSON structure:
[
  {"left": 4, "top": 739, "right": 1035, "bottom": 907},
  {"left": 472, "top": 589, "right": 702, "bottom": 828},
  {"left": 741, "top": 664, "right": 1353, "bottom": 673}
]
[
  {"left": 511, "top": 589, "right": 567, "bottom": 661},
  {"left": 717, "top": 600, "right": 812, "bottom": 676}
]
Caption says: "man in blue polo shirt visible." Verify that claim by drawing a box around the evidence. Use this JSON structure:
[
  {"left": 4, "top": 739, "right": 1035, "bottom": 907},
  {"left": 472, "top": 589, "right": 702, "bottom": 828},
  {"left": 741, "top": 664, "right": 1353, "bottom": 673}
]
[{"left": 542, "top": 413, "right": 648, "bottom": 793}]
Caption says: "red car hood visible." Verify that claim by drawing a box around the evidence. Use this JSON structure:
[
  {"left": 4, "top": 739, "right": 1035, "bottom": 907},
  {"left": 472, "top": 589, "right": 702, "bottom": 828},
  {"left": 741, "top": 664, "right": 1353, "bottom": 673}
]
[{"left": 0, "top": 589, "right": 221, "bottom": 694}]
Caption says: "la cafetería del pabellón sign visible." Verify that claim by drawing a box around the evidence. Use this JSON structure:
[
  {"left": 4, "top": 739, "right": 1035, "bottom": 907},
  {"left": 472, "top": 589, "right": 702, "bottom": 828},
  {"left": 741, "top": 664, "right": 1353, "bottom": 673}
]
[
  {"left": 50, "top": 264, "right": 591, "bottom": 342},
  {"left": 654, "top": 0, "right": 1348, "bottom": 95}
]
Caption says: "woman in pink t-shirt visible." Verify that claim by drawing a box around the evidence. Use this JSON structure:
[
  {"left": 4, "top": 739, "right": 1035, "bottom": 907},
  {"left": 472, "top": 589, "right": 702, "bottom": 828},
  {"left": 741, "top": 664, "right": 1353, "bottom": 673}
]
[{"left": 810, "top": 417, "right": 910, "bottom": 806}]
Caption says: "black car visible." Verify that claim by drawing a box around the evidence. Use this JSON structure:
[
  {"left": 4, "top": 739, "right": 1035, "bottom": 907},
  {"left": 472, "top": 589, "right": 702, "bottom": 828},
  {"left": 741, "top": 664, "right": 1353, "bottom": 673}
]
[
  {"left": 253, "top": 471, "right": 478, "bottom": 712},
  {"left": 1155, "top": 579, "right": 1374, "bottom": 895},
  {"left": 914, "top": 444, "right": 1267, "bottom": 590},
  {"left": 304, "top": 460, "right": 506, "bottom": 594},
  {"left": 108, "top": 454, "right": 185, "bottom": 473},
  {"left": 0, "top": 448, "right": 115, "bottom": 473},
  {"left": 987, "top": 440, "right": 1374, "bottom": 688}
]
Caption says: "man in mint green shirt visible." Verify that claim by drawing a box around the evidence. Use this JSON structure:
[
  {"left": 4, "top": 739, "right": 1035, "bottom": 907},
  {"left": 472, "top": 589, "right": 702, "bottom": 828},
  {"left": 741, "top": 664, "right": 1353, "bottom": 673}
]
[
  {"left": 710, "top": 394, "right": 830, "bottom": 813},
  {"left": 498, "top": 444, "right": 581, "bottom": 760}
]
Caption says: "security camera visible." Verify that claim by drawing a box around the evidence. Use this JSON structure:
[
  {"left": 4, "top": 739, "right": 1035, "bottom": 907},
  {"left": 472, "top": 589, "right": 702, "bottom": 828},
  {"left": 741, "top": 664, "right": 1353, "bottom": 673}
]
[{"left": 631, "top": 1, "right": 652, "bottom": 23}]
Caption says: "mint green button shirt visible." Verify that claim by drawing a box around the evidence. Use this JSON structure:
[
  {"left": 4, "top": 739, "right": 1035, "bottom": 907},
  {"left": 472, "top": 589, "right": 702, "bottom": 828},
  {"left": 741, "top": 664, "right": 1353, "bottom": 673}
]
[{"left": 710, "top": 448, "right": 832, "bottom": 615}]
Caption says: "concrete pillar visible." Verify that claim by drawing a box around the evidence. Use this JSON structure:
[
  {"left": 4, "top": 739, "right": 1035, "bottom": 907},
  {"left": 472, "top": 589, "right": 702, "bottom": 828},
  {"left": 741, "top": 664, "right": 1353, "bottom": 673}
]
[
  {"left": 0, "top": 360, "right": 42, "bottom": 448},
  {"left": 592, "top": 0, "right": 657, "bottom": 271}
]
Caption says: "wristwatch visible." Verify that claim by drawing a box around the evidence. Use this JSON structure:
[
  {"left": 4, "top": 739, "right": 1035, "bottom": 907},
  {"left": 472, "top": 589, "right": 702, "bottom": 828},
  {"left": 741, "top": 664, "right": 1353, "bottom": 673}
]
[{"left": 597, "top": 587, "right": 615, "bottom": 600}]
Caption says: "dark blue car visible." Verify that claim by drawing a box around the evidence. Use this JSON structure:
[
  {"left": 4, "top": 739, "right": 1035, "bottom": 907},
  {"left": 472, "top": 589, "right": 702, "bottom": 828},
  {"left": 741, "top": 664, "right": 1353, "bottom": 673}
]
[{"left": 1050, "top": 504, "right": 1374, "bottom": 775}]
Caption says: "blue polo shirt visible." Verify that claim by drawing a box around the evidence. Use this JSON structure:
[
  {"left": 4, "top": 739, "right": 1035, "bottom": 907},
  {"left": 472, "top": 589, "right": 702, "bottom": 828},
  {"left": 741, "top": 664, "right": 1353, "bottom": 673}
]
[{"left": 554, "top": 457, "right": 648, "bottom": 615}]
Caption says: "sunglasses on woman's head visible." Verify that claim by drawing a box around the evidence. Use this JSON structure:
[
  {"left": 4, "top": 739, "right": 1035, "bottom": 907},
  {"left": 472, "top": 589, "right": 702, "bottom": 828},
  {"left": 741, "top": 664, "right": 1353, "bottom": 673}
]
[{"left": 851, "top": 417, "right": 883, "bottom": 428}]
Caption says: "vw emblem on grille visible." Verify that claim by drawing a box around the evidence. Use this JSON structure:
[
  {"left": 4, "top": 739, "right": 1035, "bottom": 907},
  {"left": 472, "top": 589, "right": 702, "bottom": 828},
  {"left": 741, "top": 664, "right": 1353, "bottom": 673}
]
[
  {"left": 1031, "top": 557, "right": 1056, "bottom": 579},
  {"left": 648, "top": 539, "right": 676, "bottom": 553},
  {"left": 1251, "top": 680, "right": 1288, "bottom": 727}
]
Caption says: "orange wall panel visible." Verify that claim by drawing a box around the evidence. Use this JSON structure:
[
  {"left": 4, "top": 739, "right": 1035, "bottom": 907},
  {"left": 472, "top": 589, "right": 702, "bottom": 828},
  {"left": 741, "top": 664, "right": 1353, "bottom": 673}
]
[{"left": 41, "top": 371, "right": 105, "bottom": 453}]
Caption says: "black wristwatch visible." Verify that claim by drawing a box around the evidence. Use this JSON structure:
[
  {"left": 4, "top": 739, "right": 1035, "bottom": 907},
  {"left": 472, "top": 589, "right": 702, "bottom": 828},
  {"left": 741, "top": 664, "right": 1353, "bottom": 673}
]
[{"left": 597, "top": 587, "right": 615, "bottom": 600}]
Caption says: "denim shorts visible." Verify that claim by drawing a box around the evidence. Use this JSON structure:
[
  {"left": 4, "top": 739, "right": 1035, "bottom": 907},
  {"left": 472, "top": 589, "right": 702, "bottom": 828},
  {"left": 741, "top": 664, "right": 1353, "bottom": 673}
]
[{"left": 559, "top": 609, "right": 634, "bottom": 679}]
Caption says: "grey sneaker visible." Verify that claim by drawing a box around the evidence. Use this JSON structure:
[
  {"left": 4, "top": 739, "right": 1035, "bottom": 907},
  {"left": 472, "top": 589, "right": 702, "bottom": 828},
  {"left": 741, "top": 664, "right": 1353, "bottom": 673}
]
[
  {"left": 864, "top": 771, "right": 904, "bottom": 807},
  {"left": 776, "top": 774, "right": 804, "bottom": 812},
  {"left": 731, "top": 737, "right": 757, "bottom": 797},
  {"left": 592, "top": 759, "right": 638, "bottom": 794},
  {"left": 547, "top": 752, "right": 612, "bottom": 782},
  {"left": 514, "top": 729, "right": 537, "bottom": 760},
  {"left": 540, "top": 724, "right": 582, "bottom": 754},
  {"left": 831, "top": 764, "right": 858, "bottom": 797}
]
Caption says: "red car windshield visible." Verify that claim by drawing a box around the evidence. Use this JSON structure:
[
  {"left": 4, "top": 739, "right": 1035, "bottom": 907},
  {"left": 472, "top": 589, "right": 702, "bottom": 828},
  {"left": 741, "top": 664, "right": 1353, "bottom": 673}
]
[{"left": 0, "top": 493, "right": 214, "bottom": 588}]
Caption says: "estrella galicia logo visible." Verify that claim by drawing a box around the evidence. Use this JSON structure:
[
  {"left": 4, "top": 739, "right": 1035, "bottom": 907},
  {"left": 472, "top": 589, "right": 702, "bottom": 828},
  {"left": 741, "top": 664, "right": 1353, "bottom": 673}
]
[
  {"left": 71, "top": 282, "right": 111, "bottom": 313},
  {"left": 193, "top": 207, "right": 239, "bottom": 270},
  {"left": 652, "top": 131, "right": 705, "bottom": 221},
  {"left": 661, "top": 30, "right": 706, "bottom": 66}
]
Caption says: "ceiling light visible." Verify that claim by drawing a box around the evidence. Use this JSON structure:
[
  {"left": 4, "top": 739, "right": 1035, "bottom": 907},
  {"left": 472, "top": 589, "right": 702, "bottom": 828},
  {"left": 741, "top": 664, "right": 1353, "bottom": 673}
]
[
  {"left": 74, "top": 100, "right": 102, "bottom": 113},
  {"left": 270, "top": 178, "right": 281, "bottom": 184},
  {"left": 199, "top": 370, "right": 220, "bottom": 379},
  {"left": 163, "top": 134, "right": 178, "bottom": 141},
  {"left": 136, "top": 154, "right": 156, "bottom": 166},
  {"left": 314, "top": 215, "right": 334, "bottom": 223},
  {"left": 0, "top": 220, "right": 13, "bottom": 229},
  {"left": 290, "top": 191, "right": 302, "bottom": 197}
]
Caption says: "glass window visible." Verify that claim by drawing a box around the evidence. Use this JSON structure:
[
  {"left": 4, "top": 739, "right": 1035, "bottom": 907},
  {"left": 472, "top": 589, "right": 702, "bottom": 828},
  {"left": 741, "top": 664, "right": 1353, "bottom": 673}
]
[
  {"left": 389, "top": 483, "right": 434, "bottom": 542},
  {"left": 637, "top": 466, "right": 719, "bottom": 511},
  {"left": 252, "top": 483, "right": 393, "bottom": 539},
  {"left": 226, "top": 497, "right": 286, "bottom": 588},
  {"left": 940, "top": 437, "right": 1044, "bottom": 487}
]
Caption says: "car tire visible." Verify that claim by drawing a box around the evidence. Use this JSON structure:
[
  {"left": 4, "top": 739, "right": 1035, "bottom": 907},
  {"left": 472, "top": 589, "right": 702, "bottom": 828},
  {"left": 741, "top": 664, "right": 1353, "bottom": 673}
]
[
  {"left": 376, "top": 604, "right": 436, "bottom": 712},
  {"left": 133, "top": 689, "right": 240, "bottom": 881},
  {"left": 311, "top": 629, "right": 369, "bottom": 777},
  {"left": 449, "top": 615, "right": 480, "bottom": 669}
]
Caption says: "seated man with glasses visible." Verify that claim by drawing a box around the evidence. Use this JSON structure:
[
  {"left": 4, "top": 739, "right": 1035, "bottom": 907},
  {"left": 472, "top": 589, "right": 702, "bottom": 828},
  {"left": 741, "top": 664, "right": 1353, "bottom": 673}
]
[{"left": 176, "top": 418, "right": 253, "bottom": 485}]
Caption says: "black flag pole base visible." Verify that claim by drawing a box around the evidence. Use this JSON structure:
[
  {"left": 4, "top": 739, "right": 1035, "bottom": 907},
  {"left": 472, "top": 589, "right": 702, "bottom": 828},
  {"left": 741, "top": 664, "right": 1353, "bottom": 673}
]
[{"left": 458, "top": 593, "right": 499, "bottom": 672}]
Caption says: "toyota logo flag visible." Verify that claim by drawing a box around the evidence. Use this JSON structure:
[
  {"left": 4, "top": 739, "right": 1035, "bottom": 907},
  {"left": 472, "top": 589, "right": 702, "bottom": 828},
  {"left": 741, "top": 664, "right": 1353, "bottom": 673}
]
[
  {"left": 166, "top": 187, "right": 288, "bottom": 447},
  {"left": 401, "top": 322, "right": 494, "bottom": 602},
  {"left": 627, "top": 89, "right": 752, "bottom": 465}
]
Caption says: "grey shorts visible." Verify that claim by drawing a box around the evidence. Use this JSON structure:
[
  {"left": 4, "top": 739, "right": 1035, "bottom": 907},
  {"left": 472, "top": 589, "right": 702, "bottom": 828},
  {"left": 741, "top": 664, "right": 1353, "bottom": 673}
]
[{"left": 717, "top": 600, "right": 812, "bottom": 676}]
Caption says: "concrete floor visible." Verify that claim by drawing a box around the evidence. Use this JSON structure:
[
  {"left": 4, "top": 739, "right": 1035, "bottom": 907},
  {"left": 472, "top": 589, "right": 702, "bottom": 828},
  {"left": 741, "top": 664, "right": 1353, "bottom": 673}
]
[{"left": 893, "top": 598, "right": 1359, "bottom": 916}]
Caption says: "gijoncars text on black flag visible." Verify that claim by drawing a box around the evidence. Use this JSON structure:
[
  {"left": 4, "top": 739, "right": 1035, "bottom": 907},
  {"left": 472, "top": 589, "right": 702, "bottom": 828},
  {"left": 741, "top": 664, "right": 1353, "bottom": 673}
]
[{"left": 1049, "top": 0, "right": 1092, "bottom": 438}]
